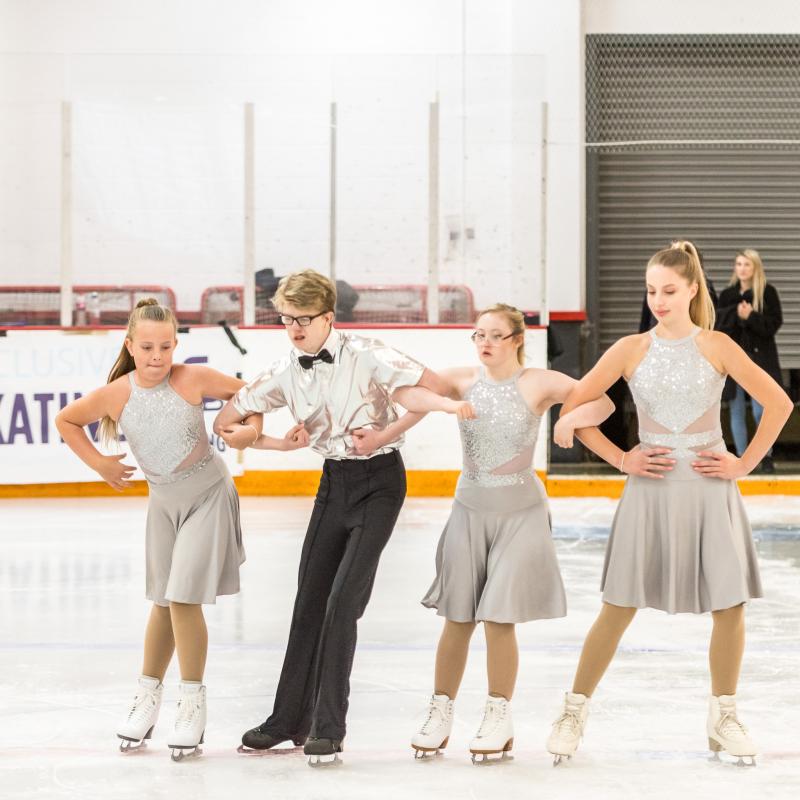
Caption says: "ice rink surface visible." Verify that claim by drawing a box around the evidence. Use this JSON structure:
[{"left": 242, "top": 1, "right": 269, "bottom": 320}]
[{"left": 1, "top": 494, "right": 799, "bottom": 800}]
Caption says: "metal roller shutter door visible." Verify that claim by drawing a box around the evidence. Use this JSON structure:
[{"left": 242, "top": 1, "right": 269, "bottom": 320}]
[
  {"left": 586, "top": 35, "right": 800, "bottom": 368},
  {"left": 594, "top": 147, "right": 800, "bottom": 366}
]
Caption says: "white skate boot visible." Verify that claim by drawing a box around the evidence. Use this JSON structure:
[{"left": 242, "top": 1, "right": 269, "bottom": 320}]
[
  {"left": 411, "top": 693, "right": 454, "bottom": 759},
  {"left": 168, "top": 682, "right": 206, "bottom": 762},
  {"left": 117, "top": 676, "right": 162, "bottom": 752},
  {"left": 547, "top": 691, "right": 589, "bottom": 765},
  {"left": 469, "top": 696, "right": 513, "bottom": 764},
  {"left": 707, "top": 694, "right": 757, "bottom": 766}
]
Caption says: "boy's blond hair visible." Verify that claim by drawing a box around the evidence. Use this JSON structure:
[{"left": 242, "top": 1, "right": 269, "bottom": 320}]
[{"left": 271, "top": 270, "right": 337, "bottom": 314}]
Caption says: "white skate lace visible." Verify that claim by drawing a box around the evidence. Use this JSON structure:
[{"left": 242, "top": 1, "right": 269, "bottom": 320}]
[
  {"left": 126, "top": 690, "right": 157, "bottom": 724},
  {"left": 419, "top": 701, "right": 448, "bottom": 735},
  {"left": 717, "top": 709, "right": 748, "bottom": 740},
  {"left": 475, "top": 702, "right": 504, "bottom": 739},
  {"left": 174, "top": 694, "right": 201, "bottom": 732},
  {"left": 552, "top": 706, "right": 582, "bottom": 737}
]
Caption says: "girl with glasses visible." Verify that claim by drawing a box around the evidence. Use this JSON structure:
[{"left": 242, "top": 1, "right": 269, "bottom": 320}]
[{"left": 381, "top": 303, "right": 614, "bottom": 763}]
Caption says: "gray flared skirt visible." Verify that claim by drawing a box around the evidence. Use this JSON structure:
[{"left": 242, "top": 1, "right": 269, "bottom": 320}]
[
  {"left": 421, "top": 476, "right": 567, "bottom": 623},
  {"left": 145, "top": 453, "right": 245, "bottom": 606},
  {"left": 601, "top": 473, "right": 762, "bottom": 614}
]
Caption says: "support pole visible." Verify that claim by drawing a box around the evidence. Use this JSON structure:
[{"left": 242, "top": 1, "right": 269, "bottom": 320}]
[
  {"left": 539, "top": 101, "right": 549, "bottom": 327},
  {"left": 329, "top": 101, "right": 337, "bottom": 283},
  {"left": 60, "top": 101, "right": 73, "bottom": 327},
  {"left": 243, "top": 102, "right": 255, "bottom": 327},
  {"left": 427, "top": 96, "right": 440, "bottom": 324}
]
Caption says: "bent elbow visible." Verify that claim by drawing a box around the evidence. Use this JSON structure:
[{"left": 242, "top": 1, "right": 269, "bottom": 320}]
[
  {"left": 392, "top": 386, "right": 413, "bottom": 409},
  {"left": 54, "top": 410, "right": 68, "bottom": 436}
]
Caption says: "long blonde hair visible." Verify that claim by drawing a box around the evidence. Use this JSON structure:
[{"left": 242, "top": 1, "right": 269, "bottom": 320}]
[
  {"left": 100, "top": 298, "right": 178, "bottom": 443},
  {"left": 476, "top": 303, "right": 526, "bottom": 365},
  {"left": 730, "top": 248, "right": 766, "bottom": 312},
  {"left": 647, "top": 240, "right": 715, "bottom": 330}
]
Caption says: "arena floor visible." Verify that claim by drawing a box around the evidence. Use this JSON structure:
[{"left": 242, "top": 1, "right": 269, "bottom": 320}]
[{"left": 2, "top": 495, "right": 799, "bottom": 799}]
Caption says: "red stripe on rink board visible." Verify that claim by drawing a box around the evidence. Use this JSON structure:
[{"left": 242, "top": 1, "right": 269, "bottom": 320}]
[
  {"left": 235, "top": 323, "right": 548, "bottom": 330},
  {"left": 0, "top": 317, "right": 592, "bottom": 333},
  {"left": 550, "top": 310, "right": 587, "bottom": 321}
]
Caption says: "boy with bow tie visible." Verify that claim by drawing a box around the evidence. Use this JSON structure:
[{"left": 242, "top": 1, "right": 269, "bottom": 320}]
[{"left": 214, "top": 269, "right": 468, "bottom": 764}]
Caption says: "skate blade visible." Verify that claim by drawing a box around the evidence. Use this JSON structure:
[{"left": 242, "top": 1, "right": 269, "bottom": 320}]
[
  {"left": 708, "top": 737, "right": 757, "bottom": 767},
  {"left": 412, "top": 747, "right": 445, "bottom": 760},
  {"left": 237, "top": 744, "right": 304, "bottom": 756},
  {"left": 709, "top": 750, "right": 757, "bottom": 767},
  {"left": 169, "top": 731, "right": 204, "bottom": 762},
  {"left": 118, "top": 738, "right": 148, "bottom": 754},
  {"left": 117, "top": 726, "right": 154, "bottom": 753},
  {"left": 471, "top": 753, "right": 514, "bottom": 765},
  {"left": 412, "top": 736, "right": 448, "bottom": 760},
  {"left": 307, "top": 753, "right": 342, "bottom": 768},
  {"left": 470, "top": 750, "right": 514, "bottom": 765},
  {"left": 471, "top": 738, "right": 513, "bottom": 765},
  {"left": 170, "top": 746, "right": 202, "bottom": 762},
  {"left": 551, "top": 753, "right": 573, "bottom": 766}
]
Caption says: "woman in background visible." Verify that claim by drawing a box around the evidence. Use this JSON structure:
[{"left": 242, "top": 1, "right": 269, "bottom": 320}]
[{"left": 715, "top": 249, "right": 785, "bottom": 473}]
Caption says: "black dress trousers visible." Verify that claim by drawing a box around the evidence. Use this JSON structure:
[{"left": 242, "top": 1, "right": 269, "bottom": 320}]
[{"left": 262, "top": 450, "right": 407, "bottom": 740}]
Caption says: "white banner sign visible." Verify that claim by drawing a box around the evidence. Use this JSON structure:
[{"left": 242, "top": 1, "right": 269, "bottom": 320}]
[
  {"left": 0, "top": 326, "right": 549, "bottom": 483},
  {"left": 0, "top": 328, "right": 245, "bottom": 484}
]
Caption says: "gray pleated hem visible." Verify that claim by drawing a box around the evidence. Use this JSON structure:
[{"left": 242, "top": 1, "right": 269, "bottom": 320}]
[
  {"left": 601, "top": 474, "right": 763, "bottom": 615},
  {"left": 421, "top": 494, "right": 567, "bottom": 624},
  {"left": 145, "top": 453, "right": 245, "bottom": 606}
]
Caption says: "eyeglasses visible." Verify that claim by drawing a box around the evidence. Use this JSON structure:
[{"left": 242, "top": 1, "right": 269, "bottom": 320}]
[
  {"left": 279, "top": 312, "right": 328, "bottom": 327},
  {"left": 470, "top": 331, "right": 516, "bottom": 345}
]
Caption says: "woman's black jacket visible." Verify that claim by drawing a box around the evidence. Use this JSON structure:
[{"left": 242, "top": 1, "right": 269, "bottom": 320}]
[{"left": 715, "top": 281, "right": 783, "bottom": 399}]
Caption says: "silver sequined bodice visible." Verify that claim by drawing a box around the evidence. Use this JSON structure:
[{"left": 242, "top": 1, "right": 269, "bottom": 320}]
[
  {"left": 119, "top": 372, "right": 212, "bottom": 483},
  {"left": 629, "top": 328, "right": 726, "bottom": 460},
  {"left": 458, "top": 370, "right": 541, "bottom": 488}
]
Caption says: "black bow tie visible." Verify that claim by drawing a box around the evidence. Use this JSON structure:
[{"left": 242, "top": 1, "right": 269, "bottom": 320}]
[{"left": 298, "top": 349, "right": 334, "bottom": 370}]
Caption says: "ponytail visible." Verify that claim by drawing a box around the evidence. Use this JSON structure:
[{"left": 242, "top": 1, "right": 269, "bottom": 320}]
[
  {"left": 99, "top": 298, "right": 177, "bottom": 444},
  {"left": 647, "top": 240, "right": 715, "bottom": 330}
]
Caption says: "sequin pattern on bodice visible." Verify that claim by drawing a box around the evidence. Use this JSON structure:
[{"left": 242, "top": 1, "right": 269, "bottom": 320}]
[
  {"left": 458, "top": 370, "right": 541, "bottom": 488},
  {"left": 119, "top": 372, "right": 212, "bottom": 484},
  {"left": 628, "top": 328, "right": 726, "bottom": 460}
]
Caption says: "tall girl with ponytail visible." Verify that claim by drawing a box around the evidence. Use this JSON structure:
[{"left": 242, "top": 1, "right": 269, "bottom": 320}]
[
  {"left": 55, "top": 299, "right": 305, "bottom": 760},
  {"left": 546, "top": 242, "right": 792, "bottom": 766}
]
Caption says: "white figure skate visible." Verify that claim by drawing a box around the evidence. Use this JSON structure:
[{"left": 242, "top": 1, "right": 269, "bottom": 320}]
[
  {"left": 168, "top": 682, "right": 206, "bottom": 762},
  {"left": 547, "top": 691, "right": 589, "bottom": 765},
  {"left": 411, "top": 694, "right": 453, "bottom": 759},
  {"left": 117, "top": 676, "right": 162, "bottom": 753},
  {"left": 707, "top": 694, "right": 757, "bottom": 767},
  {"left": 469, "top": 696, "right": 513, "bottom": 765}
]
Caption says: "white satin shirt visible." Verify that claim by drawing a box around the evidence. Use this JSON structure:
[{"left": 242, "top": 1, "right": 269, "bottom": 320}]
[{"left": 232, "top": 328, "right": 425, "bottom": 459}]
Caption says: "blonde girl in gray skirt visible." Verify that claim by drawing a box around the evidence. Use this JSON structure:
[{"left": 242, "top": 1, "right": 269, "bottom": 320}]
[
  {"left": 546, "top": 242, "right": 793, "bottom": 766},
  {"left": 388, "top": 304, "right": 614, "bottom": 763},
  {"left": 55, "top": 299, "right": 305, "bottom": 760}
]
